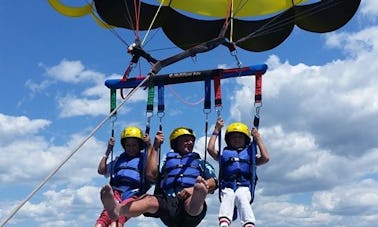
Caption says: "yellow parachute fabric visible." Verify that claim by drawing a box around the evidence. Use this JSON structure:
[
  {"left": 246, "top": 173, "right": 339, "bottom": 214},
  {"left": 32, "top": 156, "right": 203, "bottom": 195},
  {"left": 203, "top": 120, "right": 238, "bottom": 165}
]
[
  {"left": 48, "top": 0, "right": 92, "bottom": 17},
  {"left": 158, "top": 0, "right": 309, "bottom": 18},
  {"left": 48, "top": 0, "right": 112, "bottom": 28}
]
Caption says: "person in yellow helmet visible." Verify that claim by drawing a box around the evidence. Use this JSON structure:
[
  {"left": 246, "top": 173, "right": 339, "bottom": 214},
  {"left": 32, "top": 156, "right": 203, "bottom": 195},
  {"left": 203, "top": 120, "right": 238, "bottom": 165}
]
[
  {"left": 99, "top": 127, "right": 218, "bottom": 227},
  {"left": 208, "top": 117, "right": 269, "bottom": 227},
  {"left": 95, "top": 126, "right": 153, "bottom": 227}
]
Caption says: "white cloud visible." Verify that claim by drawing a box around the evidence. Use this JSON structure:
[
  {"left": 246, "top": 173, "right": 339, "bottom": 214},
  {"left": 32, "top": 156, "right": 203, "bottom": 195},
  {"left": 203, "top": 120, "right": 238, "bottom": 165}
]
[
  {"left": 313, "top": 179, "right": 378, "bottom": 216},
  {"left": 0, "top": 114, "right": 50, "bottom": 138},
  {"left": 44, "top": 59, "right": 103, "bottom": 84},
  {"left": 360, "top": 0, "right": 378, "bottom": 18}
]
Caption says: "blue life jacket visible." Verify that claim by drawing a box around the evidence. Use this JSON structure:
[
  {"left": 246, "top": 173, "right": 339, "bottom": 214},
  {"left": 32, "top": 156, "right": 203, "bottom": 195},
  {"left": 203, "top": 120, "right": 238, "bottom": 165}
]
[
  {"left": 219, "top": 144, "right": 257, "bottom": 201},
  {"left": 110, "top": 152, "right": 149, "bottom": 200},
  {"left": 160, "top": 152, "right": 203, "bottom": 194},
  {"left": 220, "top": 147, "right": 252, "bottom": 188}
]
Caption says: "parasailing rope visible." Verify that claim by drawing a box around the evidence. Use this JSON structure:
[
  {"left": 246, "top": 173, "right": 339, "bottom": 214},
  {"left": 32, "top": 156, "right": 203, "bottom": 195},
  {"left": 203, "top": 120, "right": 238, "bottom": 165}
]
[{"left": 0, "top": 73, "right": 153, "bottom": 227}]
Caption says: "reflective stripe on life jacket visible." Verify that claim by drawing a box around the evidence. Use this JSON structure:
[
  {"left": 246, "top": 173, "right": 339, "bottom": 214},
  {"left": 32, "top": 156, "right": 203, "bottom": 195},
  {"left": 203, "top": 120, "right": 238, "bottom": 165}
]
[{"left": 160, "top": 152, "right": 202, "bottom": 194}]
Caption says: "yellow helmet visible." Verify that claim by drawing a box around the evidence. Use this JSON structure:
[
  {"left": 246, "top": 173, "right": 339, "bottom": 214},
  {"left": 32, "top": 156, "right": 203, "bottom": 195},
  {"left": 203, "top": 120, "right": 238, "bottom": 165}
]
[
  {"left": 120, "top": 126, "right": 144, "bottom": 150},
  {"left": 225, "top": 122, "right": 251, "bottom": 145},
  {"left": 169, "top": 127, "right": 196, "bottom": 149}
]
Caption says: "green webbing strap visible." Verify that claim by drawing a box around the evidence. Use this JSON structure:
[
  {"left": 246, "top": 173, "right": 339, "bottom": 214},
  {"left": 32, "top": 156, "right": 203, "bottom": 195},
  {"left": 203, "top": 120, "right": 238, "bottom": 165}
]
[
  {"left": 110, "top": 88, "right": 117, "bottom": 116},
  {"left": 145, "top": 81, "right": 155, "bottom": 134},
  {"left": 147, "top": 82, "right": 155, "bottom": 115}
]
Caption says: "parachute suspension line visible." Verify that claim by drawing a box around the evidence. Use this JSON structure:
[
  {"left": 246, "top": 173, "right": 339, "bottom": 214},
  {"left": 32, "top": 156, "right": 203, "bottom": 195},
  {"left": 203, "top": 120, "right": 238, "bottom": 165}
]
[
  {"left": 234, "top": 9, "right": 285, "bottom": 46},
  {"left": 119, "top": 0, "right": 137, "bottom": 36},
  {"left": 219, "top": 0, "right": 233, "bottom": 39},
  {"left": 141, "top": 0, "right": 166, "bottom": 46},
  {"left": 0, "top": 73, "right": 153, "bottom": 227},
  {"left": 203, "top": 78, "right": 212, "bottom": 169},
  {"left": 229, "top": 0, "right": 246, "bottom": 68},
  {"left": 233, "top": 0, "right": 249, "bottom": 15},
  {"left": 235, "top": 0, "right": 341, "bottom": 45},
  {"left": 229, "top": 0, "right": 234, "bottom": 43},
  {"left": 232, "top": 0, "right": 317, "bottom": 45},
  {"left": 294, "top": 0, "right": 344, "bottom": 22},
  {"left": 221, "top": 0, "right": 242, "bottom": 68},
  {"left": 133, "top": 0, "right": 141, "bottom": 39}
]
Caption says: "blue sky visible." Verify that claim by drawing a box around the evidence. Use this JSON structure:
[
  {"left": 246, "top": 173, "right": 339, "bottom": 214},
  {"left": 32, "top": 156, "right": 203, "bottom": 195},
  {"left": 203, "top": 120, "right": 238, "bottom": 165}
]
[{"left": 1, "top": 0, "right": 378, "bottom": 226}]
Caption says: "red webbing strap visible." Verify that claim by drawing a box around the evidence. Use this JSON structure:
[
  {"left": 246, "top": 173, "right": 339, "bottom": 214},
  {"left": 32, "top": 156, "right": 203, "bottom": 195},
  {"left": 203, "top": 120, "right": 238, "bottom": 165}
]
[
  {"left": 255, "top": 72, "right": 262, "bottom": 105},
  {"left": 254, "top": 72, "right": 263, "bottom": 129},
  {"left": 214, "top": 74, "right": 222, "bottom": 108},
  {"left": 133, "top": 0, "right": 141, "bottom": 38}
]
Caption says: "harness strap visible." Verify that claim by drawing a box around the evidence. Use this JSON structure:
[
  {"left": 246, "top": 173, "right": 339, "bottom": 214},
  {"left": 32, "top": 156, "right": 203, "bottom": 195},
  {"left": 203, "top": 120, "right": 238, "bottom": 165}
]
[
  {"left": 214, "top": 75, "right": 222, "bottom": 107},
  {"left": 254, "top": 72, "right": 262, "bottom": 129},
  {"left": 249, "top": 72, "right": 263, "bottom": 203},
  {"left": 157, "top": 83, "right": 165, "bottom": 114},
  {"left": 203, "top": 77, "right": 212, "bottom": 175},
  {"left": 204, "top": 78, "right": 211, "bottom": 110}
]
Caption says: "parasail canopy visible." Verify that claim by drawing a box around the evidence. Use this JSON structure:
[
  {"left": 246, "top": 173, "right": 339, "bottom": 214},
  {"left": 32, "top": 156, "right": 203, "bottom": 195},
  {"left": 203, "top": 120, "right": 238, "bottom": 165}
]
[
  {"left": 50, "top": 0, "right": 361, "bottom": 52},
  {"left": 92, "top": 0, "right": 361, "bottom": 51}
]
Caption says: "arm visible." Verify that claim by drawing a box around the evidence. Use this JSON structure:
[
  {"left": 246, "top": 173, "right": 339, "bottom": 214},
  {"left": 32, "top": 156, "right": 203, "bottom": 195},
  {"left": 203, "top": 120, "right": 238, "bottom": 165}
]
[
  {"left": 203, "top": 160, "right": 218, "bottom": 193},
  {"left": 207, "top": 117, "right": 224, "bottom": 161},
  {"left": 145, "top": 131, "right": 164, "bottom": 182},
  {"left": 98, "top": 137, "right": 115, "bottom": 175},
  {"left": 251, "top": 128, "right": 270, "bottom": 165}
]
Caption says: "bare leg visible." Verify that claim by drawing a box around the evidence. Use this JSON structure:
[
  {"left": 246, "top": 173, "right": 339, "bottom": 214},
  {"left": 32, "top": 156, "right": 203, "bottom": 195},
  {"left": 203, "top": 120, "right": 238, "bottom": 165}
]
[
  {"left": 100, "top": 185, "right": 120, "bottom": 221},
  {"left": 185, "top": 176, "right": 208, "bottom": 216}
]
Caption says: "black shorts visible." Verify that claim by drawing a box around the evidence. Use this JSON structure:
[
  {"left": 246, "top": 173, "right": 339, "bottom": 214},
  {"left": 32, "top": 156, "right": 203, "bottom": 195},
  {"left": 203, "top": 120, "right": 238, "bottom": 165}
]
[{"left": 144, "top": 193, "right": 207, "bottom": 227}]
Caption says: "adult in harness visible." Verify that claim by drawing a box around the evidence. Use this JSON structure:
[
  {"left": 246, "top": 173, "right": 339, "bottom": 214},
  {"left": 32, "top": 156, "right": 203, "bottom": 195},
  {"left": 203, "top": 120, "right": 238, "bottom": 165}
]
[
  {"left": 100, "top": 127, "right": 218, "bottom": 227},
  {"left": 208, "top": 117, "right": 269, "bottom": 227},
  {"left": 95, "top": 126, "right": 153, "bottom": 227}
]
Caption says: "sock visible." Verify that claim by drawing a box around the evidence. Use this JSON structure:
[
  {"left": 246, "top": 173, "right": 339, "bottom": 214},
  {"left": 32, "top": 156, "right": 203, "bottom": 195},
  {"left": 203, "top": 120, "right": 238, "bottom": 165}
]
[{"left": 219, "top": 217, "right": 230, "bottom": 227}]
